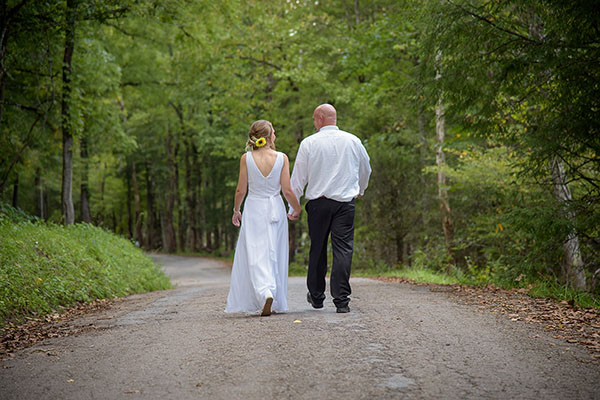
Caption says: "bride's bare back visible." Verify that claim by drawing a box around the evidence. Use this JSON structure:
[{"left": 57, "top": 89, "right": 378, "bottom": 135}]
[{"left": 251, "top": 149, "right": 279, "bottom": 178}]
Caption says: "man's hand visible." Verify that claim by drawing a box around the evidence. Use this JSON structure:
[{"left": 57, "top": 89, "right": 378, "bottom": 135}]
[{"left": 287, "top": 208, "right": 301, "bottom": 221}]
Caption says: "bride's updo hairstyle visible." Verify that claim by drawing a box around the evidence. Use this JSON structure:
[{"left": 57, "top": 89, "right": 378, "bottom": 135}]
[{"left": 246, "top": 120, "right": 275, "bottom": 151}]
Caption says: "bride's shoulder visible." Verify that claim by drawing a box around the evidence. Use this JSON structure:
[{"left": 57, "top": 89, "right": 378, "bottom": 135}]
[{"left": 277, "top": 152, "right": 290, "bottom": 165}]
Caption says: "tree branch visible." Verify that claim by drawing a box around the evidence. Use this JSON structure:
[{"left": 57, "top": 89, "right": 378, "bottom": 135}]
[
  {"left": 0, "top": 101, "right": 41, "bottom": 112},
  {"left": 226, "top": 55, "right": 281, "bottom": 71},
  {"left": 121, "top": 80, "right": 176, "bottom": 87},
  {"left": 83, "top": 7, "right": 130, "bottom": 22},
  {"left": 177, "top": 25, "right": 196, "bottom": 41},
  {"left": 447, "top": 0, "right": 542, "bottom": 45},
  {"left": 103, "top": 21, "right": 136, "bottom": 37},
  {"left": 6, "top": 0, "right": 30, "bottom": 20}
]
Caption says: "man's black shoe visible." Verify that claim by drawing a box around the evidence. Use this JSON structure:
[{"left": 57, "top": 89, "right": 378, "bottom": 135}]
[
  {"left": 336, "top": 306, "right": 350, "bottom": 313},
  {"left": 307, "top": 292, "right": 323, "bottom": 309}
]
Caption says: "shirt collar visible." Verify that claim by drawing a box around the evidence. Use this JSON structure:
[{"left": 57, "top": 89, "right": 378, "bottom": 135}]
[{"left": 318, "top": 125, "right": 338, "bottom": 132}]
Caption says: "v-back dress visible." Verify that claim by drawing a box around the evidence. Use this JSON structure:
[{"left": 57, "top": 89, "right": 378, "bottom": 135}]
[{"left": 225, "top": 151, "right": 289, "bottom": 313}]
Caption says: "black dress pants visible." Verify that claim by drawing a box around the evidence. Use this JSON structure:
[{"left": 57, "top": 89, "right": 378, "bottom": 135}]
[{"left": 306, "top": 197, "right": 355, "bottom": 308}]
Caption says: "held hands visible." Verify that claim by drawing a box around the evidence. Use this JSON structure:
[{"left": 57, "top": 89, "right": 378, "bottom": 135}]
[
  {"left": 287, "top": 208, "right": 301, "bottom": 221},
  {"left": 232, "top": 210, "right": 242, "bottom": 227}
]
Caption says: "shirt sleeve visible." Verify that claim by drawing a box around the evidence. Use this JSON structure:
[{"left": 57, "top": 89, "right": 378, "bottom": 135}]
[
  {"left": 290, "top": 141, "right": 309, "bottom": 204},
  {"left": 357, "top": 142, "right": 371, "bottom": 195}
]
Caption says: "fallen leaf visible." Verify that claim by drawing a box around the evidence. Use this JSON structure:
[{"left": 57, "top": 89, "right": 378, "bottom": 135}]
[
  {"left": 293, "top": 320, "right": 302, "bottom": 323},
  {"left": 66, "top": 379, "right": 74, "bottom": 383}
]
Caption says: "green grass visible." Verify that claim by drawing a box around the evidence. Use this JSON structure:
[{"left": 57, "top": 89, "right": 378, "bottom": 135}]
[
  {"left": 290, "top": 262, "right": 458, "bottom": 285},
  {"left": 289, "top": 262, "right": 308, "bottom": 277},
  {"left": 526, "top": 281, "right": 600, "bottom": 309},
  {"left": 173, "top": 249, "right": 234, "bottom": 264},
  {"left": 291, "top": 259, "right": 599, "bottom": 309},
  {"left": 353, "top": 267, "right": 459, "bottom": 285},
  {"left": 0, "top": 220, "right": 172, "bottom": 327}
]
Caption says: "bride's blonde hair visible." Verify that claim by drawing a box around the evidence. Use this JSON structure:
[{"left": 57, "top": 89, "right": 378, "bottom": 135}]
[{"left": 246, "top": 120, "right": 275, "bottom": 151}]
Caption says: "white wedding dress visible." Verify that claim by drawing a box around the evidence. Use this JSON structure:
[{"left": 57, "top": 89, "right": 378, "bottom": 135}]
[{"left": 225, "top": 151, "right": 289, "bottom": 313}]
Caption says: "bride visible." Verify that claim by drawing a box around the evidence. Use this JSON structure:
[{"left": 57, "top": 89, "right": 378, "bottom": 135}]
[{"left": 225, "top": 120, "right": 301, "bottom": 316}]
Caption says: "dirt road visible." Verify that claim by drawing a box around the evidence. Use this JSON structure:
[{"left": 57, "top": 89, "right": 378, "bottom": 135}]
[{"left": 1, "top": 254, "right": 599, "bottom": 399}]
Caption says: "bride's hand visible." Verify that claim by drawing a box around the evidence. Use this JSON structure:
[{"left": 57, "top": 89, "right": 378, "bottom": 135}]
[
  {"left": 232, "top": 210, "right": 242, "bottom": 227},
  {"left": 287, "top": 208, "right": 301, "bottom": 221}
]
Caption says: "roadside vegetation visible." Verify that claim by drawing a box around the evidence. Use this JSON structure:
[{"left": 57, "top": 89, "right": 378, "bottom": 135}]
[
  {"left": 290, "top": 259, "right": 600, "bottom": 309},
  {"left": 0, "top": 204, "right": 171, "bottom": 327},
  {"left": 2, "top": 1, "right": 598, "bottom": 311}
]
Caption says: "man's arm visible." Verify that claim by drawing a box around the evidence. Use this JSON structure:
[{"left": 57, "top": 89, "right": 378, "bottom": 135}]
[
  {"left": 290, "top": 141, "right": 309, "bottom": 204},
  {"left": 357, "top": 142, "right": 371, "bottom": 195}
]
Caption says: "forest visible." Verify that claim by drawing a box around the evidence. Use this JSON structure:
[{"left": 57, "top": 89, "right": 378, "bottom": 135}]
[{"left": 1, "top": 0, "right": 599, "bottom": 294}]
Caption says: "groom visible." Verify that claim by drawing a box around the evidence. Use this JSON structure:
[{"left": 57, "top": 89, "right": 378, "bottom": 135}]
[{"left": 290, "top": 104, "right": 371, "bottom": 313}]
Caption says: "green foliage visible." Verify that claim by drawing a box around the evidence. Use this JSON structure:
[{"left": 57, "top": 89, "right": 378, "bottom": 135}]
[
  {"left": 2, "top": 0, "right": 598, "bottom": 300},
  {"left": 0, "top": 203, "right": 40, "bottom": 224},
  {"left": 0, "top": 207, "right": 171, "bottom": 327}
]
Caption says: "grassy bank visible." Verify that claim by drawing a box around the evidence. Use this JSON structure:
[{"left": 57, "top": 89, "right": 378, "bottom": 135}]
[
  {"left": 0, "top": 215, "right": 171, "bottom": 327},
  {"left": 289, "top": 262, "right": 599, "bottom": 309}
]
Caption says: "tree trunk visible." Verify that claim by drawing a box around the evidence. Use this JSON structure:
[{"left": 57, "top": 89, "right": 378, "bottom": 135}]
[
  {"left": 80, "top": 136, "right": 91, "bottom": 223},
  {"left": 0, "top": 1, "right": 30, "bottom": 126},
  {"left": 173, "top": 124, "right": 183, "bottom": 252},
  {"left": 527, "top": 15, "right": 586, "bottom": 290},
  {"left": 131, "top": 160, "right": 143, "bottom": 246},
  {"left": 61, "top": 0, "right": 76, "bottom": 225},
  {"left": 11, "top": 173, "right": 18, "bottom": 208},
  {"left": 164, "top": 126, "right": 177, "bottom": 252},
  {"left": 435, "top": 96, "right": 454, "bottom": 259},
  {"left": 204, "top": 163, "right": 212, "bottom": 250},
  {"left": 551, "top": 158, "right": 586, "bottom": 290},
  {"left": 417, "top": 102, "right": 429, "bottom": 229},
  {"left": 171, "top": 102, "right": 196, "bottom": 252},
  {"left": 184, "top": 151, "right": 196, "bottom": 251},
  {"left": 118, "top": 99, "right": 135, "bottom": 239},
  {"left": 145, "top": 160, "right": 157, "bottom": 249},
  {"left": 174, "top": 139, "right": 183, "bottom": 251},
  {"left": 289, "top": 222, "right": 296, "bottom": 263},
  {"left": 194, "top": 154, "right": 203, "bottom": 250},
  {"left": 96, "top": 162, "right": 107, "bottom": 226},
  {"left": 206, "top": 230, "right": 212, "bottom": 250},
  {"left": 395, "top": 232, "right": 403, "bottom": 265},
  {"left": 215, "top": 225, "right": 221, "bottom": 250},
  {"left": 184, "top": 130, "right": 196, "bottom": 252},
  {"left": 288, "top": 121, "right": 304, "bottom": 263},
  {"left": 126, "top": 162, "right": 133, "bottom": 238},
  {"left": 435, "top": 51, "right": 454, "bottom": 261},
  {"left": 35, "top": 168, "right": 46, "bottom": 219},
  {"left": 160, "top": 209, "right": 168, "bottom": 252}
]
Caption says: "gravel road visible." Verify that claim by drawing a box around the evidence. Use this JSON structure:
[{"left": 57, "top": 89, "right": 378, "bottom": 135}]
[{"left": 1, "top": 254, "right": 599, "bottom": 399}]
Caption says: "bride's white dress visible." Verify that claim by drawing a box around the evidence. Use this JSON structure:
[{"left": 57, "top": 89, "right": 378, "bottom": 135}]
[{"left": 225, "top": 151, "right": 289, "bottom": 313}]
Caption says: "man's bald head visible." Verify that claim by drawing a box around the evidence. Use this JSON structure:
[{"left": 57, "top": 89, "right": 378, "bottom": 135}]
[{"left": 313, "top": 104, "right": 337, "bottom": 131}]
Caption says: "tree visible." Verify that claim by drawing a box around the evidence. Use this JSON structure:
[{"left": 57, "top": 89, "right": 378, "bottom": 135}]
[{"left": 420, "top": 0, "right": 599, "bottom": 288}]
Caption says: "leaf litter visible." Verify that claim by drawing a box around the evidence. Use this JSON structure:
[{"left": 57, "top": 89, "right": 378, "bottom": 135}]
[{"left": 0, "top": 298, "right": 118, "bottom": 360}]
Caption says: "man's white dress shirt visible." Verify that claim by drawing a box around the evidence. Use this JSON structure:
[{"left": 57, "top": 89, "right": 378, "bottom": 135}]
[{"left": 290, "top": 125, "right": 371, "bottom": 203}]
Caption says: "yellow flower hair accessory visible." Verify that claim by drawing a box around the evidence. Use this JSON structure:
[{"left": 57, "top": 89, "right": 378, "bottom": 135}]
[{"left": 256, "top": 137, "right": 267, "bottom": 147}]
